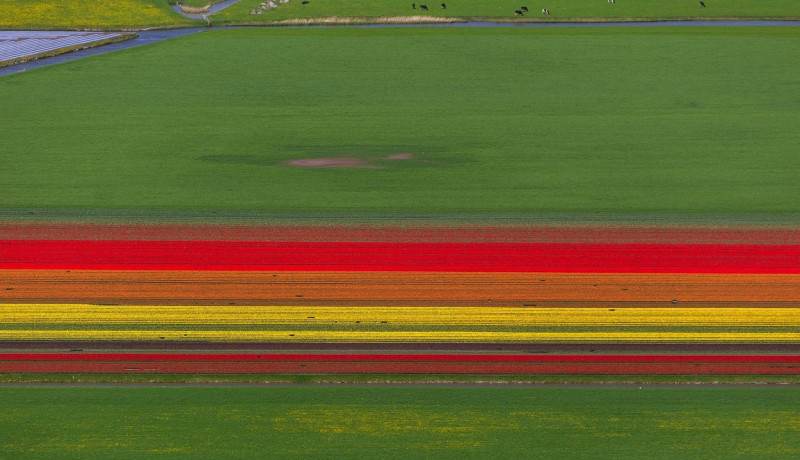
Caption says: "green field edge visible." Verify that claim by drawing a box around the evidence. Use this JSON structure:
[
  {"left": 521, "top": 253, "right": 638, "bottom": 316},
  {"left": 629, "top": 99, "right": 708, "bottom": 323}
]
[
  {"left": 212, "top": 16, "right": 800, "bottom": 27},
  {"left": 3, "top": 373, "right": 800, "bottom": 385},
  {"left": 5, "top": 16, "right": 800, "bottom": 32},
  {"left": 2, "top": 209, "right": 798, "bottom": 227},
  {"left": 0, "top": 33, "right": 138, "bottom": 68}
]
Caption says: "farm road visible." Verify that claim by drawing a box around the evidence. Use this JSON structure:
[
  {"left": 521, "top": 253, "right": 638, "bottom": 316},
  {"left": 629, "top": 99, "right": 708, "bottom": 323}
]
[{"left": 1, "top": 20, "right": 799, "bottom": 77}]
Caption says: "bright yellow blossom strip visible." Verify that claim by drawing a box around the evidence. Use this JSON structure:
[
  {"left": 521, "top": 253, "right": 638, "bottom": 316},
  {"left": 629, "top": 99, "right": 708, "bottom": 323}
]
[
  {"left": 1, "top": 304, "right": 799, "bottom": 327},
  {"left": 0, "top": 0, "right": 191, "bottom": 29},
  {"left": 0, "top": 330, "right": 799, "bottom": 343},
  {"left": 2, "top": 304, "right": 800, "bottom": 342}
]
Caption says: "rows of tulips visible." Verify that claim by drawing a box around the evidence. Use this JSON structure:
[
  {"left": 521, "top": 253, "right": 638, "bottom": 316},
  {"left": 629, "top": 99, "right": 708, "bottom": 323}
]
[{"left": 1, "top": 224, "right": 797, "bottom": 375}]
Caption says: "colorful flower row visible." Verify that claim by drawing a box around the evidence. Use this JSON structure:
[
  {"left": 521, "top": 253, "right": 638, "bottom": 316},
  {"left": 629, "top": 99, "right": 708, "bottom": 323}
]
[
  {"left": 1, "top": 240, "right": 797, "bottom": 272},
  {"left": 3, "top": 353, "right": 800, "bottom": 374},
  {"left": 3, "top": 270, "right": 796, "bottom": 304},
  {"left": 5, "top": 353, "right": 800, "bottom": 363},
  {"left": 3, "top": 304, "right": 800, "bottom": 326}
]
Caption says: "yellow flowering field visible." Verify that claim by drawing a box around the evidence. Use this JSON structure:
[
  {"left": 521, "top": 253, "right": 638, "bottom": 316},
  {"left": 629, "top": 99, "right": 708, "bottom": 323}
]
[
  {"left": 0, "top": 0, "right": 197, "bottom": 30},
  {"left": 3, "top": 329, "right": 800, "bottom": 342},
  {"left": 2, "top": 304, "right": 800, "bottom": 327},
  {"left": 3, "top": 304, "right": 800, "bottom": 342}
]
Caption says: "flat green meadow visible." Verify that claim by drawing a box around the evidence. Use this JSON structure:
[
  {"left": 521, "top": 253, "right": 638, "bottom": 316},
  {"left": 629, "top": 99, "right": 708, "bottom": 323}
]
[
  {"left": 4, "top": 0, "right": 800, "bottom": 30},
  {"left": 1, "top": 15, "right": 798, "bottom": 459},
  {"left": 214, "top": 0, "right": 800, "bottom": 24},
  {"left": 1, "top": 386, "right": 799, "bottom": 458},
  {"left": 2, "top": 26, "right": 798, "bottom": 217}
]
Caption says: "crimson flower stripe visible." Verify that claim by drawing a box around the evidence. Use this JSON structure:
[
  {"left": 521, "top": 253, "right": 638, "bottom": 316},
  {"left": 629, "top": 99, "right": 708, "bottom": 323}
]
[
  {"left": 3, "top": 361, "right": 800, "bottom": 374},
  {"left": 3, "top": 353, "right": 800, "bottom": 363},
  {"left": 0, "top": 240, "right": 797, "bottom": 273}
]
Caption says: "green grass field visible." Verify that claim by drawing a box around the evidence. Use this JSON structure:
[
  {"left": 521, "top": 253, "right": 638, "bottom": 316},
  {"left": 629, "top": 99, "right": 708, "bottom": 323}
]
[
  {"left": 2, "top": 386, "right": 799, "bottom": 458},
  {"left": 3, "top": 373, "right": 800, "bottom": 385},
  {"left": 214, "top": 0, "right": 800, "bottom": 24},
  {"left": 3, "top": 0, "right": 800, "bottom": 30},
  {"left": 0, "top": 0, "right": 198, "bottom": 30},
  {"left": 2, "top": 27, "right": 798, "bottom": 217}
]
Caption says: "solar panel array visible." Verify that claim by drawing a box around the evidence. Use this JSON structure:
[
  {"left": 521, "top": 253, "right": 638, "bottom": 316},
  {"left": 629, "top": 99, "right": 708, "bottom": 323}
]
[{"left": 0, "top": 31, "right": 125, "bottom": 65}]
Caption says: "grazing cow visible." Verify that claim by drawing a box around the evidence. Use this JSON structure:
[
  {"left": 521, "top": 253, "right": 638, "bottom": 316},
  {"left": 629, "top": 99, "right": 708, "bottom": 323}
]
[
  {"left": 301, "top": 0, "right": 309, "bottom": 3},
  {"left": 699, "top": 1, "right": 706, "bottom": 6},
  {"left": 608, "top": 0, "right": 615, "bottom": 3},
  {"left": 515, "top": 9, "right": 523, "bottom": 16},
  {"left": 542, "top": 8, "right": 550, "bottom": 14},
  {"left": 412, "top": 2, "right": 416, "bottom": 8},
  {"left": 520, "top": 6, "right": 528, "bottom": 11},
  {"left": 420, "top": 4, "right": 428, "bottom": 10},
  {"left": 441, "top": 3, "right": 446, "bottom": 9}
]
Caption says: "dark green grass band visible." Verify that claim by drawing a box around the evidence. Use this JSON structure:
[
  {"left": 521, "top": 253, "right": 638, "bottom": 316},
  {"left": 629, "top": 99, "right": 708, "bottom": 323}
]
[
  {"left": 2, "top": 385, "right": 800, "bottom": 458},
  {"left": 2, "top": 209, "right": 799, "bottom": 226}
]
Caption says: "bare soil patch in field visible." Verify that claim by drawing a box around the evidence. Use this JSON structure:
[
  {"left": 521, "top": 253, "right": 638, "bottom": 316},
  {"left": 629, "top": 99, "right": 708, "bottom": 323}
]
[
  {"left": 283, "top": 153, "right": 417, "bottom": 169},
  {"left": 283, "top": 157, "right": 382, "bottom": 169},
  {"left": 179, "top": 4, "right": 211, "bottom": 14}
]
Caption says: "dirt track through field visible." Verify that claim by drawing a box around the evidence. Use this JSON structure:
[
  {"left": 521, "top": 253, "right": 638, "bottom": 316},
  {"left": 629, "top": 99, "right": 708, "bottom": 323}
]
[
  {"left": 1, "top": 223, "right": 796, "bottom": 244},
  {"left": 2, "top": 270, "right": 797, "bottom": 305},
  {"left": 4, "top": 341, "right": 800, "bottom": 353}
]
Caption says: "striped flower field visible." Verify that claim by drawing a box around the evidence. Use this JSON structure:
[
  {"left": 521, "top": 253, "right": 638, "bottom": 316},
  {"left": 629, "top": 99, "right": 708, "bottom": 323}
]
[{"left": 0, "top": 221, "right": 798, "bottom": 378}]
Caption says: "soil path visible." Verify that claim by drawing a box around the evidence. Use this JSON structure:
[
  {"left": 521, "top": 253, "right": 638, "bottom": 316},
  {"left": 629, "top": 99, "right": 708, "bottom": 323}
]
[
  {"left": 1, "top": 222, "right": 796, "bottom": 244},
  {"left": 4, "top": 341, "right": 800, "bottom": 353},
  {"left": 4, "top": 359, "right": 800, "bottom": 375}
]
